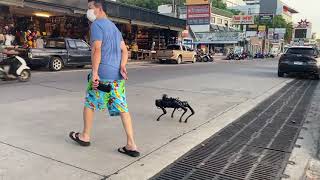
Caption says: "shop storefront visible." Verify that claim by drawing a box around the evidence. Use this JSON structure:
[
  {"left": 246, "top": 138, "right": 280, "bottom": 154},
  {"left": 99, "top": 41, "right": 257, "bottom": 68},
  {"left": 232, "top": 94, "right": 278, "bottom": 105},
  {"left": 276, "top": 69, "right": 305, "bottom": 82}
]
[
  {"left": 192, "top": 26, "right": 243, "bottom": 55},
  {"left": 0, "top": 0, "right": 186, "bottom": 61}
]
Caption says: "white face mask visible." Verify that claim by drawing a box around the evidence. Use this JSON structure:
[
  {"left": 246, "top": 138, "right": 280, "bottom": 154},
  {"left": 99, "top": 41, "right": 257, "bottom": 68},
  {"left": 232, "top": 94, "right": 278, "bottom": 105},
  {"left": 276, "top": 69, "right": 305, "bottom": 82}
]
[{"left": 87, "top": 9, "right": 96, "bottom": 22}]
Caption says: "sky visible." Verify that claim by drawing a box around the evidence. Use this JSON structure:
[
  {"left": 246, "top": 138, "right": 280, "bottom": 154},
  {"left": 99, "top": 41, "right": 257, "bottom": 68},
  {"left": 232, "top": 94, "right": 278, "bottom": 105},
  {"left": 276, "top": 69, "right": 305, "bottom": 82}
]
[{"left": 282, "top": 0, "right": 319, "bottom": 35}]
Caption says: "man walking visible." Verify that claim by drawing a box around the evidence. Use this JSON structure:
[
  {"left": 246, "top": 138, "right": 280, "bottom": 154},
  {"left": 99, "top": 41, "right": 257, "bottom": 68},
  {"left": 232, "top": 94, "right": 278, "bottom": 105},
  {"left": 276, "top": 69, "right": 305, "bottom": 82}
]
[{"left": 69, "top": 0, "right": 140, "bottom": 157}]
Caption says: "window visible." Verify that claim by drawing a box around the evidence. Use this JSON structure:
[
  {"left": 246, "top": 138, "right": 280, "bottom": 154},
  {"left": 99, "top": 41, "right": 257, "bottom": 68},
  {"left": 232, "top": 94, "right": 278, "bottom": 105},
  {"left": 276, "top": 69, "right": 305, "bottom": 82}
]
[
  {"left": 68, "top": 40, "right": 76, "bottom": 49},
  {"left": 217, "top": 18, "right": 222, "bottom": 24},
  {"left": 75, "top": 41, "right": 89, "bottom": 49},
  {"left": 167, "top": 45, "right": 181, "bottom": 50},
  {"left": 286, "top": 48, "right": 314, "bottom": 56},
  {"left": 186, "top": 46, "right": 193, "bottom": 51},
  {"left": 212, "top": 17, "right": 216, "bottom": 24},
  {"left": 45, "top": 39, "right": 65, "bottom": 49}
]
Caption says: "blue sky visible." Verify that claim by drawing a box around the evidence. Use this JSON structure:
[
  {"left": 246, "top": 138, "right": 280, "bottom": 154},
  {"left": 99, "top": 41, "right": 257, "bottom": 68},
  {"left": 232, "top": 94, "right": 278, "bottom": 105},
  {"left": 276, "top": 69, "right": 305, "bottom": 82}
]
[{"left": 283, "top": 0, "right": 319, "bottom": 35}]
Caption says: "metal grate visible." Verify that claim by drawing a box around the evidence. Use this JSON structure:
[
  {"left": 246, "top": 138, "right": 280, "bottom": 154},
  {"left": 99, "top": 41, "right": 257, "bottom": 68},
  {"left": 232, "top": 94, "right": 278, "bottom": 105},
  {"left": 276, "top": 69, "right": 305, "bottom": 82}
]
[{"left": 152, "top": 80, "right": 318, "bottom": 180}]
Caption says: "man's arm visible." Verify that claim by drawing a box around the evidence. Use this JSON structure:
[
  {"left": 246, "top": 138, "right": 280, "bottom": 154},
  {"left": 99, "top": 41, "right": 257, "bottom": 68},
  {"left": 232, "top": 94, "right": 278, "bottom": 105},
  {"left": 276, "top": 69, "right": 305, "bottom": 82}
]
[
  {"left": 120, "top": 40, "right": 129, "bottom": 80},
  {"left": 120, "top": 40, "right": 128, "bottom": 68},
  {"left": 91, "top": 40, "right": 102, "bottom": 76}
]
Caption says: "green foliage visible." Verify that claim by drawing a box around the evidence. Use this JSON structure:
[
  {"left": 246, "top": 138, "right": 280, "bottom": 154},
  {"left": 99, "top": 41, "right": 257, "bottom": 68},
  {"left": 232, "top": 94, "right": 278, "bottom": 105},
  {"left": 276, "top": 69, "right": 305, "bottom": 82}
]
[
  {"left": 256, "top": 15, "right": 293, "bottom": 43},
  {"left": 211, "top": 0, "right": 240, "bottom": 15},
  {"left": 118, "top": 0, "right": 172, "bottom": 10}
]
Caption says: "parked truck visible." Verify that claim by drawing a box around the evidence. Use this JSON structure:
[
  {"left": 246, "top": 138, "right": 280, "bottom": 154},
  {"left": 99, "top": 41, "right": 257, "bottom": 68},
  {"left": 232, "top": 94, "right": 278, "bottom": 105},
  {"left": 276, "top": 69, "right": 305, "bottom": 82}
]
[
  {"left": 27, "top": 38, "right": 91, "bottom": 71},
  {"left": 157, "top": 44, "right": 196, "bottom": 64}
]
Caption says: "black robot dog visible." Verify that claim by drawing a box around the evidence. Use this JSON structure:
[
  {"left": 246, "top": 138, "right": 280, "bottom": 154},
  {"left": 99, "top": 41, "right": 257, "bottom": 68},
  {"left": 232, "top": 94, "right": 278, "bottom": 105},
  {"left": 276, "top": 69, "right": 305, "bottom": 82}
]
[{"left": 155, "top": 94, "right": 195, "bottom": 123}]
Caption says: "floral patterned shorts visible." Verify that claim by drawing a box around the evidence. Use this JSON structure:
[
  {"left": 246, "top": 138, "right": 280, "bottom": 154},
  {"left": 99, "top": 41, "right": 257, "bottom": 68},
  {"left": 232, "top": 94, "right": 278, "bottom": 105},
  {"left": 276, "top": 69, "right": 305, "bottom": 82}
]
[{"left": 84, "top": 76, "right": 128, "bottom": 117}]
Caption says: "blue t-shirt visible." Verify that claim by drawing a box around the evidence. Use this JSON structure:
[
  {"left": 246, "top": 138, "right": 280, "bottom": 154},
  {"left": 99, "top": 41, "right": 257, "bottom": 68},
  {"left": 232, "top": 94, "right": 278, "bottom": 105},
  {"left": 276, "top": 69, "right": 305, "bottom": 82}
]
[{"left": 90, "top": 18, "right": 123, "bottom": 80}]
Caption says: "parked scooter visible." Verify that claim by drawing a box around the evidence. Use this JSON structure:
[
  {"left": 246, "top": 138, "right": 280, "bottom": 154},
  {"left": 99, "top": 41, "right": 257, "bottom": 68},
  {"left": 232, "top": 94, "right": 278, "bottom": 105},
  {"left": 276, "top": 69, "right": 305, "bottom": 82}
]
[
  {"left": 196, "top": 50, "right": 214, "bottom": 62},
  {"left": 0, "top": 56, "right": 31, "bottom": 82}
]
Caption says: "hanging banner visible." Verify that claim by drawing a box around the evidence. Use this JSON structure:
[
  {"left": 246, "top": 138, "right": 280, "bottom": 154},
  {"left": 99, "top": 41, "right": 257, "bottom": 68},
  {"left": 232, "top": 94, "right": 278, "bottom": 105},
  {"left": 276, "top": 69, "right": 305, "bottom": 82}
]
[{"left": 232, "top": 15, "right": 254, "bottom": 25}]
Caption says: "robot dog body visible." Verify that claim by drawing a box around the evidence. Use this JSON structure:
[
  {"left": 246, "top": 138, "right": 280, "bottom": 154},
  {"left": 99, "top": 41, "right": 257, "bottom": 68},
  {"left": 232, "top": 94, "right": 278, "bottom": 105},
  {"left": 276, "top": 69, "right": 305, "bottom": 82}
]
[{"left": 155, "top": 95, "right": 195, "bottom": 123}]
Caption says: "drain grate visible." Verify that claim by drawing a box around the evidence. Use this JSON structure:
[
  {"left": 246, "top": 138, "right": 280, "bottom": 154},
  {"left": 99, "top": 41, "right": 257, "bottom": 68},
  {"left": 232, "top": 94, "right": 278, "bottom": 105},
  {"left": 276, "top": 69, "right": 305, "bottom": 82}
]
[{"left": 152, "top": 80, "right": 318, "bottom": 180}]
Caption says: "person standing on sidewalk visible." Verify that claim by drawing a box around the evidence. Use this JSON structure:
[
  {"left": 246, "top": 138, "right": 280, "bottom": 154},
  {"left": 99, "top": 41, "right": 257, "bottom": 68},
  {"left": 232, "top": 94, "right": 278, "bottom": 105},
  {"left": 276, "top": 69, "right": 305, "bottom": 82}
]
[{"left": 69, "top": 0, "right": 140, "bottom": 158}]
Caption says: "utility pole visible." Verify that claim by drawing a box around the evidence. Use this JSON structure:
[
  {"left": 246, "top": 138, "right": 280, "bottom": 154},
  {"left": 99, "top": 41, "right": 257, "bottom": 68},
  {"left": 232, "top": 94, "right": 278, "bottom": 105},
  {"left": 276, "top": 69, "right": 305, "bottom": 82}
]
[{"left": 172, "top": 0, "right": 179, "bottom": 18}]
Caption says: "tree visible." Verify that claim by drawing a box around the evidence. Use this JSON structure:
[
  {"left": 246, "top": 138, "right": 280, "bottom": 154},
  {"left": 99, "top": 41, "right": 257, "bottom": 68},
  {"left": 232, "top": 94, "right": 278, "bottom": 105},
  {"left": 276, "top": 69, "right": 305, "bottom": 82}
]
[
  {"left": 118, "top": 0, "right": 172, "bottom": 11},
  {"left": 257, "top": 15, "right": 293, "bottom": 43},
  {"left": 211, "top": 0, "right": 240, "bottom": 15}
]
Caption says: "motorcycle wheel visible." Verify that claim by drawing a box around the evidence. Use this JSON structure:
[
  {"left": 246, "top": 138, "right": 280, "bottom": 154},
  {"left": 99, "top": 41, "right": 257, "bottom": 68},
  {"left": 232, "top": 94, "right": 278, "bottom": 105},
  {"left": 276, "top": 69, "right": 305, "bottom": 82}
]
[
  {"left": 203, "top": 57, "right": 209, "bottom": 62},
  {"left": 18, "top": 69, "right": 31, "bottom": 82}
]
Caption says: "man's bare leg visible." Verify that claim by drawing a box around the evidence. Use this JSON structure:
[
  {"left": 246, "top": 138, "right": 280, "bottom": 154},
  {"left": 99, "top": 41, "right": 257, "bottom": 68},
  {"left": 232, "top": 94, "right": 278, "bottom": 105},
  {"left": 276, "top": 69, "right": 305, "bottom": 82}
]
[
  {"left": 78, "top": 107, "right": 94, "bottom": 142},
  {"left": 120, "top": 112, "right": 138, "bottom": 150}
]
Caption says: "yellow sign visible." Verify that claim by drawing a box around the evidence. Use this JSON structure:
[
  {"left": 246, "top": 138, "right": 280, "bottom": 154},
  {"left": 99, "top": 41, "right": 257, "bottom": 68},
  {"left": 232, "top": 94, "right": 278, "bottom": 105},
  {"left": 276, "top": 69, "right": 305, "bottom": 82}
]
[
  {"left": 186, "top": 0, "right": 210, "bottom": 5},
  {"left": 258, "top": 25, "right": 266, "bottom": 32},
  {"left": 248, "top": 24, "right": 258, "bottom": 29}
]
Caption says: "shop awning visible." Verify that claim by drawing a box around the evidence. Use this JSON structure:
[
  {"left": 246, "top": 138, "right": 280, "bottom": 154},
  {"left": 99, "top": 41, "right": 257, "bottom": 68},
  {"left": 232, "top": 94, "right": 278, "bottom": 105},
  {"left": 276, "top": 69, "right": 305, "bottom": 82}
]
[
  {"left": 23, "top": 1, "right": 74, "bottom": 14},
  {"left": 23, "top": 0, "right": 86, "bottom": 15},
  {"left": 109, "top": 17, "right": 130, "bottom": 25},
  {"left": 0, "top": 0, "right": 23, "bottom": 7},
  {"left": 194, "top": 31, "right": 242, "bottom": 44}
]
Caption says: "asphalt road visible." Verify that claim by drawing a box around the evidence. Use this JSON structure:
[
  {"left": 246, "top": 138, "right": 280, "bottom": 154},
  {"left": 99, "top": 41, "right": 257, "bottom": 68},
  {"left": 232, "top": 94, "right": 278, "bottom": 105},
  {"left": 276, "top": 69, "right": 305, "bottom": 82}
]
[{"left": 0, "top": 59, "right": 297, "bottom": 180}]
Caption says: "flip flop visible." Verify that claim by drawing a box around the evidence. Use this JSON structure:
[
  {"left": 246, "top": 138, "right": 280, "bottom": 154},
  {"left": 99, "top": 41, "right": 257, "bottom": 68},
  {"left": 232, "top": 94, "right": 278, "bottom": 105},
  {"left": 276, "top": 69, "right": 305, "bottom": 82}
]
[
  {"left": 69, "top": 132, "right": 91, "bottom": 147},
  {"left": 118, "top": 147, "right": 140, "bottom": 157}
]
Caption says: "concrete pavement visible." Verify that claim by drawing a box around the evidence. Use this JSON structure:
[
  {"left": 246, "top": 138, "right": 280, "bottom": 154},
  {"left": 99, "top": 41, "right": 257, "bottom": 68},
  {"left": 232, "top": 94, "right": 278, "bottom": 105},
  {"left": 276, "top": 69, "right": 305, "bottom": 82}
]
[{"left": 0, "top": 59, "right": 295, "bottom": 180}]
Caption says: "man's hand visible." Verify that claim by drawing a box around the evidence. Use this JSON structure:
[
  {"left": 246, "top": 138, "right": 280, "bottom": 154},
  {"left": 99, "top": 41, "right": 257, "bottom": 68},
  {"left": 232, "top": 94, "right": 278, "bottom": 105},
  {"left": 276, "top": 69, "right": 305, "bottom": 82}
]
[
  {"left": 92, "top": 73, "right": 100, "bottom": 90},
  {"left": 121, "top": 66, "right": 128, "bottom": 80}
]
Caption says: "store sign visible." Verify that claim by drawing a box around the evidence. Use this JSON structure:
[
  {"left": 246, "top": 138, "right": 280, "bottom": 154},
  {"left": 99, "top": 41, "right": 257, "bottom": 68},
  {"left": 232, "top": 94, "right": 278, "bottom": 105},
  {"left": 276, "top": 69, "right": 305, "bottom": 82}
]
[
  {"left": 258, "top": 25, "right": 266, "bottom": 32},
  {"left": 296, "top": 19, "right": 310, "bottom": 28},
  {"left": 195, "top": 32, "right": 242, "bottom": 43},
  {"left": 268, "top": 28, "right": 286, "bottom": 40},
  {"left": 246, "top": 31, "right": 258, "bottom": 38},
  {"left": 187, "top": 5, "right": 211, "bottom": 25},
  {"left": 248, "top": 24, "right": 258, "bottom": 29},
  {"left": 268, "top": 28, "right": 274, "bottom": 40},
  {"left": 232, "top": 15, "right": 254, "bottom": 25},
  {"left": 274, "top": 28, "right": 286, "bottom": 34},
  {"left": 186, "top": 0, "right": 210, "bottom": 5},
  {"left": 259, "top": 14, "right": 274, "bottom": 23}
]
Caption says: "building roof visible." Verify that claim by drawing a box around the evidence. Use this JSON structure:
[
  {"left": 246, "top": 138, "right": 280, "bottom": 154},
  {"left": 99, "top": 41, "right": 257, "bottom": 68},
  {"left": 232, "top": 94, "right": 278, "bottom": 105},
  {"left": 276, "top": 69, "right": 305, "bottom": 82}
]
[
  {"left": 282, "top": 4, "right": 299, "bottom": 14},
  {"left": 211, "top": 7, "right": 234, "bottom": 18}
]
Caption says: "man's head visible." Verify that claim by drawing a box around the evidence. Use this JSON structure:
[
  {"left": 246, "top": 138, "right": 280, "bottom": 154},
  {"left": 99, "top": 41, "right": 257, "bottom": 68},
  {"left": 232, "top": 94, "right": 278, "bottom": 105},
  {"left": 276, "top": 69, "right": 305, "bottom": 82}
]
[{"left": 87, "top": 0, "right": 106, "bottom": 22}]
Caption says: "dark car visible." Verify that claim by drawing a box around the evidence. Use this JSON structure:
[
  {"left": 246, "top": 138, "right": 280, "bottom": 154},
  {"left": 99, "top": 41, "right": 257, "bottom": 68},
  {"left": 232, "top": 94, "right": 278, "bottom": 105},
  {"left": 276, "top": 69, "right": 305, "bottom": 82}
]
[
  {"left": 278, "top": 46, "right": 320, "bottom": 79},
  {"left": 27, "top": 38, "right": 91, "bottom": 71}
]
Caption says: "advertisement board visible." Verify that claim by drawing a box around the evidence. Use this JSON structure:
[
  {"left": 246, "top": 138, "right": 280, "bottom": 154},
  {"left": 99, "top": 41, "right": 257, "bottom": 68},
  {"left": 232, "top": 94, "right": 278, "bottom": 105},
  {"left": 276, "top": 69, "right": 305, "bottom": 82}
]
[
  {"left": 232, "top": 15, "right": 254, "bottom": 25},
  {"left": 259, "top": 14, "right": 274, "bottom": 23},
  {"left": 187, "top": 5, "right": 211, "bottom": 25}
]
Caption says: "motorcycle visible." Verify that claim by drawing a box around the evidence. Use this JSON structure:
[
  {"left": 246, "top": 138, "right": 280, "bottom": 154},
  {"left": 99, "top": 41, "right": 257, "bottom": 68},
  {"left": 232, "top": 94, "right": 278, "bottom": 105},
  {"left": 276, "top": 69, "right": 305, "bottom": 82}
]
[
  {"left": 0, "top": 56, "right": 31, "bottom": 82},
  {"left": 226, "top": 52, "right": 235, "bottom": 60},
  {"left": 196, "top": 50, "right": 214, "bottom": 62}
]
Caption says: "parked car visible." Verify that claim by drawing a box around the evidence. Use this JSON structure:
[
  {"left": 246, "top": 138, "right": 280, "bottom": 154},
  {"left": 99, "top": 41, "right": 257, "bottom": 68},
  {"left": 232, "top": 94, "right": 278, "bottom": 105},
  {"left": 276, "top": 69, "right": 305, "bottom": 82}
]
[
  {"left": 157, "top": 44, "right": 196, "bottom": 64},
  {"left": 278, "top": 46, "right": 320, "bottom": 79},
  {"left": 27, "top": 38, "right": 91, "bottom": 71}
]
